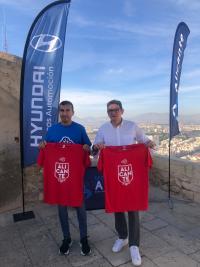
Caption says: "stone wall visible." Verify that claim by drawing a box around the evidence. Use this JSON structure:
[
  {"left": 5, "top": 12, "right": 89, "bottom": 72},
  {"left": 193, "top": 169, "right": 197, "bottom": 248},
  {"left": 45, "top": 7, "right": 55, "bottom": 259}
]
[
  {"left": 0, "top": 52, "right": 23, "bottom": 212},
  {"left": 151, "top": 153, "right": 200, "bottom": 203},
  {"left": 24, "top": 155, "right": 200, "bottom": 206}
]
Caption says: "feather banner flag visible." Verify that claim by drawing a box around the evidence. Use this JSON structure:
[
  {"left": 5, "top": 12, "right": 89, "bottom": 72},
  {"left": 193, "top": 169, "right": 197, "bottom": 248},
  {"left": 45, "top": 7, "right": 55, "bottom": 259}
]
[
  {"left": 20, "top": 0, "right": 71, "bottom": 167},
  {"left": 169, "top": 22, "right": 190, "bottom": 140}
]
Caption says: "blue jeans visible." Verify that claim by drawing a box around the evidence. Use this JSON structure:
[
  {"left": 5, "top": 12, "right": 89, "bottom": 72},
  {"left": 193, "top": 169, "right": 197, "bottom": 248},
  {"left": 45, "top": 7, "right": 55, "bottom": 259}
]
[{"left": 58, "top": 204, "right": 87, "bottom": 240}]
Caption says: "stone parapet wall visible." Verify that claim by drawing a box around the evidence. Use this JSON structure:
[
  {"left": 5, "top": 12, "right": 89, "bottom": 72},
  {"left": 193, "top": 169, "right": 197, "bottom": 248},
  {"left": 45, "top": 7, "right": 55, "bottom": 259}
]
[
  {"left": 24, "top": 165, "right": 43, "bottom": 203},
  {"left": 0, "top": 53, "right": 22, "bottom": 212},
  {"left": 150, "top": 154, "right": 200, "bottom": 203},
  {"left": 23, "top": 154, "right": 200, "bottom": 206}
]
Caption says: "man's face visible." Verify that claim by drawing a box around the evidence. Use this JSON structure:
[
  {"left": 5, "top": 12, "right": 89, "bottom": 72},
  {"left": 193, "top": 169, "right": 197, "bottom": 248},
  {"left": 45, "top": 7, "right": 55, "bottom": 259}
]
[
  {"left": 59, "top": 104, "right": 74, "bottom": 124},
  {"left": 107, "top": 103, "right": 123, "bottom": 122}
]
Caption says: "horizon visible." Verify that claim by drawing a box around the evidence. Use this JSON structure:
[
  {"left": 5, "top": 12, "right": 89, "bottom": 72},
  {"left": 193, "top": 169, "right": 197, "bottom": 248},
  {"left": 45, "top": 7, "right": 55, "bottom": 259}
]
[
  {"left": 0, "top": 0, "right": 200, "bottom": 118},
  {"left": 73, "top": 112, "right": 200, "bottom": 126},
  {"left": 73, "top": 111, "right": 200, "bottom": 120}
]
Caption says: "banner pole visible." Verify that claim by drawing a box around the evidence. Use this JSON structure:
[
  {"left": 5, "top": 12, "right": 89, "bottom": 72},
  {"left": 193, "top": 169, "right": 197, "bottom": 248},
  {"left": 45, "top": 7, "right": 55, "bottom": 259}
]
[
  {"left": 168, "top": 139, "right": 173, "bottom": 209},
  {"left": 12, "top": 159, "right": 35, "bottom": 223},
  {"left": 13, "top": 166, "right": 35, "bottom": 222}
]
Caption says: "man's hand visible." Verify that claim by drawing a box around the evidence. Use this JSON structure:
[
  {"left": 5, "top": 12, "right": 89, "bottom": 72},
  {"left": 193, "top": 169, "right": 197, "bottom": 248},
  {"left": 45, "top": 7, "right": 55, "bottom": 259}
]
[
  {"left": 39, "top": 140, "right": 47, "bottom": 149},
  {"left": 93, "top": 143, "right": 105, "bottom": 151},
  {"left": 83, "top": 144, "right": 90, "bottom": 152},
  {"left": 146, "top": 140, "right": 156, "bottom": 150},
  {"left": 91, "top": 143, "right": 105, "bottom": 156}
]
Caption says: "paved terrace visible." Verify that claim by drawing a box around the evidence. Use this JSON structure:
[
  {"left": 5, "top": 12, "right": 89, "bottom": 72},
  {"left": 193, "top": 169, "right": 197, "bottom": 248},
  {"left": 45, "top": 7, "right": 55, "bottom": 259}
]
[{"left": 1, "top": 185, "right": 200, "bottom": 267}]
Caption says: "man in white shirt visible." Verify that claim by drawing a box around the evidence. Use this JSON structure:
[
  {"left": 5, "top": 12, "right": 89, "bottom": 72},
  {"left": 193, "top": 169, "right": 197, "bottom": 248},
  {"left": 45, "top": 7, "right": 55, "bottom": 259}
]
[{"left": 93, "top": 100, "right": 155, "bottom": 266}]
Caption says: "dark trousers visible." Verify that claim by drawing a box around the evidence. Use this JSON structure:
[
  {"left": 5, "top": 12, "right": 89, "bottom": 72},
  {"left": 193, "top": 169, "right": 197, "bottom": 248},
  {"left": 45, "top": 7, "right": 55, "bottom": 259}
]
[
  {"left": 114, "top": 211, "right": 140, "bottom": 247},
  {"left": 58, "top": 204, "right": 87, "bottom": 240}
]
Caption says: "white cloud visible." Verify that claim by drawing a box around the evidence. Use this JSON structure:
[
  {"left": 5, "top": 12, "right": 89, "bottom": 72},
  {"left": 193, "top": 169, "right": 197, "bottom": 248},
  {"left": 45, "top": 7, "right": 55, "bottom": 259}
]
[
  {"left": 68, "top": 11, "right": 172, "bottom": 39},
  {"left": 0, "top": 0, "right": 27, "bottom": 6},
  {"left": 59, "top": 83, "right": 200, "bottom": 118},
  {"left": 60, "top": 86, "right": 168, "bottom": 116},
  {"left": 123, "top": 0, "right": 135, "bottom": 17},
  {"left": 106, "top": 68, "right": 124, "bottom": 75},
  {"left": 69, "top": 13, "right": 96, "bottom": 27},
  {"left": 102, "top": 61, "right": 169, "bottom": 81},
  {"left": 105, "top": 21, "right": 171, "bottom": 37},
  {"left": 184, "top": 69, "right": 200, "bottom": 79},
  {"left": 180, "top": 85, "right": 200, "bottom": 93},
  {"left": 63, "top": 51, "right": 97, "bottom": 72},
  {"left": 0, "top": 0, "right": 46, "bottom": 11},
  {"left": 60, "top": 88, "right": 114, "bottom": 106},
  {"left": 171, "top": 0, "right": 200, "bottom": 9},
  {"left": 60, "top": 88, "right": 114, "bottom": 117}
]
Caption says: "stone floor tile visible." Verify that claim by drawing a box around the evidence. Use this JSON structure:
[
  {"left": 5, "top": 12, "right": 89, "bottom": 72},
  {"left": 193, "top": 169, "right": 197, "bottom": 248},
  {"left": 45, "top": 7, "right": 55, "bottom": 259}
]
[
  {"left": 153, "top": 250, "right": 198, "bottom": 267},
  {"left": 94, "top": 237, "right": 130, "bottom": 266},
  {"left": 67, "top": 242, "right": 102, "bottom": 267},
  {"left": 170, "top": 200, "right": 200, "bottom": 217},
  {"left": 87, "top": 212, "right": 102, "bottom": 225},
  {"left": 0, "top": 225, "right": 20, "bottom": 242},
  {"left": 21, "top": 228, "right": 60, "bottom": 266},
  {"left": 140, "top": 211, "right": 156, "bottom": 223},
  {"left": 14, "top": 213, "right": 44, "bottom": 235},
  {"left": 79, "top": 257, "right": 113, "bottom": 267},
  {"left": 188, "top": 249, "right": 200, "bottom": 263},
  {"left": 95, "top": 212, "right": 115, "bottom": 229},
  {"left": 156, "top": 209, "right": 199, "bottom": 232},
  {"left": 32, "top": 255, "right": 72, "bottom": 267},
  {"left": 142, "top": 218, "right": 168, "bottom": 231},
  {"left": 0, "top": 210, "right": 18, "bottom": 227},
  {"left": 49, "top": 223, "right": 79, "bottom": 244},
  {"left": 42, "top": 213, "right": 60, "bottom": 229},
  {"left": 0, "top": 227, "right": 25, "bottom": 255},
  {"left": 17, "top": 223, "right": 48, "bottom": 239},
  {"left": 70, "top": 211, "right": 100, "bottom": 228},
  {"left": 141, "top": 230, "right": 174, "bottom": 260},
  {"left": 89, "top": 210, "right": 105, "bottom": 216},
  {"left": 88, "top": 222, "right": 115, "bottom": 243},
  {"left": 33, "top": 203, "right": 57, "bottom": 218},
  {"left": 187, "top": 226, "right": 200, "bottom": 239},
  {"left": 140, "top": 226, "right": 149, "bottom": 235},
  {"left": 121, "top": 255, "right": 158, "bottom": 267},
  {"left": 154, "top": 225, "right": 200, "bottom": 254},
  {"left": 0, "top": 253, "right": 32, "bottom": 267},
  {"left": 148, "top": 201, "right": 168, "bottom": 214}
]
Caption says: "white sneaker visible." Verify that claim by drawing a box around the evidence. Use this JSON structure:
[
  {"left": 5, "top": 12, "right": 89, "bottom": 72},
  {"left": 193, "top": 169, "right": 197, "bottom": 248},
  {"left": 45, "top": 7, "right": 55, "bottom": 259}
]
[
  {"left": 130, "top": 246, "right": 142, "bottom": 266},
  {"left": 112, "top": 238, "right": 128, "bottom": 252}
]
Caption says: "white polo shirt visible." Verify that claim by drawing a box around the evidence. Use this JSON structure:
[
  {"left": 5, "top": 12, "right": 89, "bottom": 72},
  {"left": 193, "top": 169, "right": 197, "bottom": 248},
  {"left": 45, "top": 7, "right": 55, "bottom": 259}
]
[{"left": 94, "top": 119, "right": 149, "bottom": 146}]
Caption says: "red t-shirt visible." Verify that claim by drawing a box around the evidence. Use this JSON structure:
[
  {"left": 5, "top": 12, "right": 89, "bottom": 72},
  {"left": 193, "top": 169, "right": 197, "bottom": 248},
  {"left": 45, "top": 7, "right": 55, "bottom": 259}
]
[
  {"left": 37, "top": 143, "right": 91, "bottom": 206},
  {"left": 97, "top": 144, "right": 152, "bottom": 213}
]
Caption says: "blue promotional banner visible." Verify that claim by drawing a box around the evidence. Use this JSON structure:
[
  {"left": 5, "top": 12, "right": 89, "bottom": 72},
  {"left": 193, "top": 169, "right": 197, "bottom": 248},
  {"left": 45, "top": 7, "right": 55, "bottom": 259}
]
[
  {"left": 20, "top": 1, "right": 71, "bottom": 167},
  {"left": 169, "top": 22, "right": 190, "bottom": 140},
  {"left": 84, "top": 167, "right": 105, "bottom": 210}
]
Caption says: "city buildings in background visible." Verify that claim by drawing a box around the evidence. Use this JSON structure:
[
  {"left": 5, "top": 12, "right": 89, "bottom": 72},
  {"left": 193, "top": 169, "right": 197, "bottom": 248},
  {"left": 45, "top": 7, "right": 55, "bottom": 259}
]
[{"left": 85, "top": 121, "right": 200, "bottom": 163}]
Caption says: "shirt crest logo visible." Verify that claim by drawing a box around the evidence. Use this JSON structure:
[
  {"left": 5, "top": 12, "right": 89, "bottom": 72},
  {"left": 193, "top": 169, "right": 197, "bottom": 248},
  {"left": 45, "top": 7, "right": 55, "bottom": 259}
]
[
  {"left": 54, "top": 158, "right": 69, "bottom": 183},
  {"left": 118, "top": 159, "right": 133, "bottom": 186},
  {"left": 60, "top": 136, "right": 74, "bottom": 144}
]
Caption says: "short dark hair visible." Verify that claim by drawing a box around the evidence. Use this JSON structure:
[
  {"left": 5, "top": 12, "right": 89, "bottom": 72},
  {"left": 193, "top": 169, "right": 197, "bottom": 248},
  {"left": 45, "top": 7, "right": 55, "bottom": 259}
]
[
  {"left": 59, "top": 100, "right": 74, "bottom": 112},
  {"left": 107, "top": 99, "right": 123, "bottom": 110}
]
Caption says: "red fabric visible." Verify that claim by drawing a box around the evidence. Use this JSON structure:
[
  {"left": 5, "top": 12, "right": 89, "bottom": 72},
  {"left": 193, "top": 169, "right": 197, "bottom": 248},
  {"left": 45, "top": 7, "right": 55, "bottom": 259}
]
[
  {"left": 97, "top": 144, "right": 152, "bottom": 213},
  {"left": 37, "top": 143, "right": 91, "bottom": 206}
]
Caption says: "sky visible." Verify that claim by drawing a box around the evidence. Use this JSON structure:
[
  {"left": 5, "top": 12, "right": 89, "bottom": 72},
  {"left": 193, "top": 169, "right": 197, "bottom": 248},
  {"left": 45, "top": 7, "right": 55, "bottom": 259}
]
[{"left": 0, "top": 0, "right": 200, "bottom": 119}]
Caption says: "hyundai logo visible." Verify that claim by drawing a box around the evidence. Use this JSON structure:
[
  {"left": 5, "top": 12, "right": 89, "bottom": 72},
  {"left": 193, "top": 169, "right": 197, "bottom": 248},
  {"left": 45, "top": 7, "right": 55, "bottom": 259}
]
[
  {"left": 30, "top": 34, "right": 62, "bottom": 52},
  {"left": 172, "top": 104, "right": 178, "bottom": 118}
]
